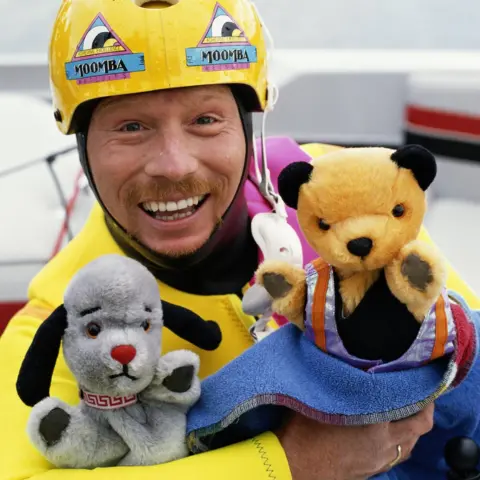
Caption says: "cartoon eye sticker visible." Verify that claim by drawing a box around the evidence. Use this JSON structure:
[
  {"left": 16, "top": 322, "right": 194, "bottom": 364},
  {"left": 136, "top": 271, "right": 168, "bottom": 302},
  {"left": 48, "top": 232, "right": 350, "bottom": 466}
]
[
  {"left": 211, "top": 14, "right": 242, "bottom": 37},
  {"left": 83, "top": 25, "right": 118, "bottom": 50}
]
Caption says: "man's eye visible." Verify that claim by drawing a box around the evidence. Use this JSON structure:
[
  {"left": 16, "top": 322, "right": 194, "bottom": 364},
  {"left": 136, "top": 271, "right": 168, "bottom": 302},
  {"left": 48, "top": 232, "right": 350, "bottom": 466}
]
[
  {"left": 120, "top": 122, "right": 143, "bottom": 132},
  {"left": 195, "top": 116, "right": 216, "bottom": 125}
]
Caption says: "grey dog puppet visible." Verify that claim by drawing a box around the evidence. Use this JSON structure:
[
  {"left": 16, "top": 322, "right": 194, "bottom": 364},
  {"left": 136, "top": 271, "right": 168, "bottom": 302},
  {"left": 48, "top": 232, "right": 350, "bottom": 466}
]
[{"left": 16, "top": 254, "right": 222, "bottom": 468}]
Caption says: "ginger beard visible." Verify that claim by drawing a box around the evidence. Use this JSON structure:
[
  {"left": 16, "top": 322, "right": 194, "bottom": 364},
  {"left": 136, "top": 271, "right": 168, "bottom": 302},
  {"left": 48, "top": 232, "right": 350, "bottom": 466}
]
[{"left": 122, "top": 175, "right": 229, "bottom": 257}]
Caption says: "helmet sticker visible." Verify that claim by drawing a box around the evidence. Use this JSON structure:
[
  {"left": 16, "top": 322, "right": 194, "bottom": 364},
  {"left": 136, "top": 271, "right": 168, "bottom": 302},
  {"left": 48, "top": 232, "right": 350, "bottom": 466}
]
[
  {"left": 185, "top": 2, "right": 257, "bottom": 72},
  {"left": 65, "top": 13, "right": 145, "bottom": 85}
]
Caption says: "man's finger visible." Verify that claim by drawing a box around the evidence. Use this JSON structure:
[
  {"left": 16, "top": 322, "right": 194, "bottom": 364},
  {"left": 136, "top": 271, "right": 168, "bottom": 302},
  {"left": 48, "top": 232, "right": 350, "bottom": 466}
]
[
  {"left": 390, "top": 403, "right": 435, "bottom": 442},
  {"left": 376, "top": 441, "right": 415, "bottom": 475}
]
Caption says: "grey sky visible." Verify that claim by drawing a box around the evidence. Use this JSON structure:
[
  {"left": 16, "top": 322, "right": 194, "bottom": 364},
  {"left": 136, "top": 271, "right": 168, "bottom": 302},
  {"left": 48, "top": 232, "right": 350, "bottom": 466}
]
[{"left": 0, "top": 0, "right": 478, "bottom": 54}]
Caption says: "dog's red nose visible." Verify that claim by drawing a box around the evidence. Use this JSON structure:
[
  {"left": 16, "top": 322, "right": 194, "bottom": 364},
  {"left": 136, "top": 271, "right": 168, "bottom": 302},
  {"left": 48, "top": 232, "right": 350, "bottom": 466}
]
[{"left": 111, "top": 345, "right": 136, "bottom": 365}]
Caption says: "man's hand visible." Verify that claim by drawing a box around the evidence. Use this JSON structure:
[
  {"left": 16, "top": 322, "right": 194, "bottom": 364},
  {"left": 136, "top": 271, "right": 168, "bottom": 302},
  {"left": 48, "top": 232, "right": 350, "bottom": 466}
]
[{"left": 276, "top": 403, "right": 435, "bottom": 480}]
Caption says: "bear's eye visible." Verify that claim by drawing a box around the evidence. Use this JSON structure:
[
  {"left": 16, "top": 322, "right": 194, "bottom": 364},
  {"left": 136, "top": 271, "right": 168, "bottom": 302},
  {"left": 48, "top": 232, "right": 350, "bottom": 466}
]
[
  {"left": 392, "top": 204, "right": 405, "bottom": 218},
  {"left": 86, "top": 322, "right": 101, "bottom": 339},
  {"left": 318, "top": 219, "right": 331, "bottom": 231},
  {"left": 141, "top": 320, "right": 151, "bottom": 332}
]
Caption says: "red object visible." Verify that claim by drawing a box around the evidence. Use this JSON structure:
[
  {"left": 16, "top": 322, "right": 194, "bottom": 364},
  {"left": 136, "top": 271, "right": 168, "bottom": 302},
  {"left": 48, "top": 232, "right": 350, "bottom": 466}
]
[
  {"left": 111, "top": 345, "right": 137, "bottom": 365},
  {"left": 450, "top": 303, "right": 476, "bottom": 387},
  {"left": 50, "top": 168, "right": 85, "bottom": 259},
  {"left": 407, "top": 105, "right": 480, "bottom": 137},
  {"left": 0, "top": 302, "right": 26, "bottom": 335}
]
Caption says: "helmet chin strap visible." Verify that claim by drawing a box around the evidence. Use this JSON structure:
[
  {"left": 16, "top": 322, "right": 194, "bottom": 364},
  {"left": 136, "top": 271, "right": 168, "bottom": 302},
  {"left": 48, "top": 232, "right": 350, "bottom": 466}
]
[
  {"left": 248, "top": 108, "right": 305, "bottom": 341},
  {"left": 249, "top": 0, "right": 303, "bottom": 267},
  {"left": 249, "top": 72, "right": 303, "bottom": 268},
  {"left": 250, "top": 111, "right": 303, "bottom": 268},
  {"left": 246, "top": 9, "right": 304, "bottom": 338}
]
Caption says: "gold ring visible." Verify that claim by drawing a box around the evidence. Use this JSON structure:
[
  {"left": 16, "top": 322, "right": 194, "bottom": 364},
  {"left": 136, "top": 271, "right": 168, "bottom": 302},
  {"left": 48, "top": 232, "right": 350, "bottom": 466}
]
[{"left": 388, "top": 444, "right": 402, "bottom": 468}]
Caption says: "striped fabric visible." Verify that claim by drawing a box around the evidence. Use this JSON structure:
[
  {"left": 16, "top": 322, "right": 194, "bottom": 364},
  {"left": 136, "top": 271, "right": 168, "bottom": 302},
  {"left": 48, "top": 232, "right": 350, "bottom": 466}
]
[{"left": 303, "top": 258, "right": 456, "bottom": 373}]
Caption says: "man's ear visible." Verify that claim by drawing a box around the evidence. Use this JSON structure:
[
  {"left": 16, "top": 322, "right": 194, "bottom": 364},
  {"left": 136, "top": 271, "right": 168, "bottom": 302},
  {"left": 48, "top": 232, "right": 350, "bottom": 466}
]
[
  {"left": 278, "top": 162, "right": 314, "bottom": 209},
  {"left": 16, "top": 304, "right": 68, "bottom": 407},
  {"left": 390, "top": 145, "right": 437, "bottom": 191}
]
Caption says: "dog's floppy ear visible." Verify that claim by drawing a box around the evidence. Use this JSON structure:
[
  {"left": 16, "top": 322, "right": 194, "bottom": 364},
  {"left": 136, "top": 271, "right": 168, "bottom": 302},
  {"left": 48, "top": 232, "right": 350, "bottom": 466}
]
[
  {"left": 390, "top": 144, "right": 437, "bottom": 191},
  {"left": 278, "top": 162, "right": 314, "bottom": 209},
  {"left": 161, "top": 301, "right": 222, "bottom": 351},
  {"left": 16, "top": 304, "right": 68, "bottom": 407}
]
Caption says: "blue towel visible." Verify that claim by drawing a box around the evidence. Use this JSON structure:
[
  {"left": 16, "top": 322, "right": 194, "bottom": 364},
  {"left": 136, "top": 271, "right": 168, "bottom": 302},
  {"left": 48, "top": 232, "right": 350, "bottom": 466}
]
[{"left": 187, "top": 293, "right": 480, "bottom": 479}]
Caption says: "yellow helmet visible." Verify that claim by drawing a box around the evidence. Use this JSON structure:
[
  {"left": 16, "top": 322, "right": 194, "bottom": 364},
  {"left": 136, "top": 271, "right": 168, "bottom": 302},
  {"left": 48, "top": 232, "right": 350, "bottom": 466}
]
[{"left": 49, "top": 0, "right": 269, "bottom": 134}]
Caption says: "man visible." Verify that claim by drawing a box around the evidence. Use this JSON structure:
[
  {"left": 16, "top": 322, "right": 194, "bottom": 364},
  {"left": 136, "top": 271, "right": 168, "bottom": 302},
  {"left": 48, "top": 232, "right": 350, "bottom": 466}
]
[{"left": 1, "top": 0, "right": 479, "bottom": 479}]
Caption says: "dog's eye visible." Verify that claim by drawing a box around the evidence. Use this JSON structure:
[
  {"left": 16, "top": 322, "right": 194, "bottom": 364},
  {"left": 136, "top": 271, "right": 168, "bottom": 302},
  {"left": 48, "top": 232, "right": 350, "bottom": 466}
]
[
  {"left": 318, "top": 219, "right": 330, "bottom": 231},
  {"left": 86, "top": 322, "right": 101, "bottom": 339},
  {"left": 141, "top": 320, "right": 151, "bottom": 332},
  {"left": 392, "top": 204, "right": 405, "bottom": 218}
]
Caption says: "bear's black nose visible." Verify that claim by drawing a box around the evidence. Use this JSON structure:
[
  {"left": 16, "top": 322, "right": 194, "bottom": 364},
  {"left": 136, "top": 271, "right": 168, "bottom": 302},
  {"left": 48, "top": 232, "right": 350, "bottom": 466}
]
[{"left": 347, "top": 237, "right": 373, "bottom": 257}]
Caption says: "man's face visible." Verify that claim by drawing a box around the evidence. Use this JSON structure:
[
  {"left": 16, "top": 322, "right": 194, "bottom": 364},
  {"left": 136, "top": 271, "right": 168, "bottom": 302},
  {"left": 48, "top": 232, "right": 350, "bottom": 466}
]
[{"left": 87, "top": 85, "right": 246, "bottom": 256}]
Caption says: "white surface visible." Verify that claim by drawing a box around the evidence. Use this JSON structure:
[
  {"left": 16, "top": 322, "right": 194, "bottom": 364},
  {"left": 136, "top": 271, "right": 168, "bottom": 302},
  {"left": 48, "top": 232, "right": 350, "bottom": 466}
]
[
  {"left": 425, "top": 198, "right": 480, "bottom": 296},
  {"left": 0, "top": 93, "right": 94, "bottom": 301},
  {"left": 257, "top": 71, "right": 408, "bottom": 145},
  {"left": 0, "top": 93, "right": 75, "bottom": 168},
  {"left": 269, "top": 50, "right": 480, "bottom": 87},
  {"left": 0, "top": 149, "right": 92, "bottom": 259}
]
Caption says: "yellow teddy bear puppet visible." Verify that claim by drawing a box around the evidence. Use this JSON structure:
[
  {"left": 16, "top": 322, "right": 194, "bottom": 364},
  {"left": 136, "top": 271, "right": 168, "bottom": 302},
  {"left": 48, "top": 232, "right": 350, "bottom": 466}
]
[
  {"left": 187, "top": 145, "right": 479, "bottom": 475},
  {"left": 252, "top": 144, "right": 449, "bottom": 363}
]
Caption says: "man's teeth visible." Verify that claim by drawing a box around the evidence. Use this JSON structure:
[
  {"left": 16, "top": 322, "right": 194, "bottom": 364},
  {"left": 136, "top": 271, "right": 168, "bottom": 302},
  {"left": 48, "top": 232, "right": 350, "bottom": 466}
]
[{"left": 143, "top": 195, "right": 205, "bottom": 213}]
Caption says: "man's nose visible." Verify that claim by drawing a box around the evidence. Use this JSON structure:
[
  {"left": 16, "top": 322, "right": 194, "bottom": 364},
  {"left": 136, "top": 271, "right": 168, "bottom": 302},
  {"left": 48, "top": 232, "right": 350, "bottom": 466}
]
[{"left": 143, "top": 137, "right": 199, "bottom": 181}]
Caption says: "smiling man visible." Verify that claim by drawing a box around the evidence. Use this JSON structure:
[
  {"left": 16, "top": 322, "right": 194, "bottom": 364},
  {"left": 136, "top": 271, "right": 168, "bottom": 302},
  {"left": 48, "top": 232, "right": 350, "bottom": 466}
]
[
  {"left": 86, "top": 86, "right": 248, "bottom": 259},
  {"left": 1, "top": 0, "right": 480, "bottom": 479}
]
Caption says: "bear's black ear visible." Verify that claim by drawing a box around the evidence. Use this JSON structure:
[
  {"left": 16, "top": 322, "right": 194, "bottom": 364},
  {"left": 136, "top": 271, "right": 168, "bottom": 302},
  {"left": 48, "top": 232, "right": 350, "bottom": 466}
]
[
  {"left": 390, "top": 144, "right": 437, "bottom": 191},
  {"left": 278, "top": 162, "right": 314, "bottom": 210}
]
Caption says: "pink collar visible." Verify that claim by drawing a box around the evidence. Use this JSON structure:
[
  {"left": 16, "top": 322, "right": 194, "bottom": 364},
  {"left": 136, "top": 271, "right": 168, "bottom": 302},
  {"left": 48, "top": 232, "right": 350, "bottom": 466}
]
[{"left": 81, "top": 390, "right": 138, "bottom": 410}]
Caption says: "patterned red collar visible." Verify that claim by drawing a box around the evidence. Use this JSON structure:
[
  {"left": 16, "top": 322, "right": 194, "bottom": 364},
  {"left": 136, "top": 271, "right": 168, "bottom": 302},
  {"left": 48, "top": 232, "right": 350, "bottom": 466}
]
[{"left": 80, "top": 390, "right": 138, "bottom": 410}]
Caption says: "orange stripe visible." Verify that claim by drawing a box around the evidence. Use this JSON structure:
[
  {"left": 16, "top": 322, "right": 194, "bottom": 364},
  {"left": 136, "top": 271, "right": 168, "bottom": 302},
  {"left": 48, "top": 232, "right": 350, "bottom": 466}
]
[
  {"left": 310, "top": 258, "right": 330, "bottom": 351},
  {"left": 431, "top": 294, "right": 448, "bottom": 360},
  {"left": 15, "top": 304, "right": 53, "bottom": 322}
]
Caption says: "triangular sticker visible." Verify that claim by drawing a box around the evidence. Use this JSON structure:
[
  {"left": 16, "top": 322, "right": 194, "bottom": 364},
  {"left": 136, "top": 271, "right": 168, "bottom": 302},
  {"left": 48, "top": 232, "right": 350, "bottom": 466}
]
[
  {"left": 65, "top": 13, "right": 145, "bottom": 85},
  {"left": 197, "top": 3, "right": 249, "bottom": 46},
  {"left": 185, "top": 2, "right": 257, "bottom": 72},
  {"left": 72, "top": 14, "right": 131, "bottom": 60}
]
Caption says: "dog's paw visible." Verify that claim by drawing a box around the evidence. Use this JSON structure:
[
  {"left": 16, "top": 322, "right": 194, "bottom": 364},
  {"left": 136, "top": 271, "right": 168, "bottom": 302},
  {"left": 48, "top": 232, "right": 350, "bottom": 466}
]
[
  {"left": 162, "top": 365, "right": 194, "bottom": 393},
  {"left": 27, "top": 397, "right": 71, "bottom": 452},
  {"left": 141, "top": 350, "right": 201, "bottom": 408},
  {"left": 39, "top": 407, "right": 71, "bottom": 447}
]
